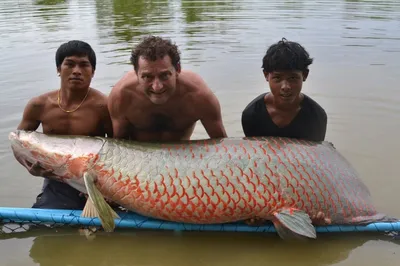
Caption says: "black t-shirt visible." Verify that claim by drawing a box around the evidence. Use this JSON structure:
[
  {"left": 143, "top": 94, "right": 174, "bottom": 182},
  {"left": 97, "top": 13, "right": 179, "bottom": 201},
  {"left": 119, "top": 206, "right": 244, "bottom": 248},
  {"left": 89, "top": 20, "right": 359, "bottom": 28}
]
[{"left": 241, "top": 93, "right": 327, "bottom": 141}]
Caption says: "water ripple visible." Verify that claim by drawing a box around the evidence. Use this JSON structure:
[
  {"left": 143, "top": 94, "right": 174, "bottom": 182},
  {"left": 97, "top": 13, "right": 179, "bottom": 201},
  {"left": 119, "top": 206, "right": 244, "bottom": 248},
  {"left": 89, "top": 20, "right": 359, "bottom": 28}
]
[{"left": 1, "top": 1, "right": 400, "bottom": 264}]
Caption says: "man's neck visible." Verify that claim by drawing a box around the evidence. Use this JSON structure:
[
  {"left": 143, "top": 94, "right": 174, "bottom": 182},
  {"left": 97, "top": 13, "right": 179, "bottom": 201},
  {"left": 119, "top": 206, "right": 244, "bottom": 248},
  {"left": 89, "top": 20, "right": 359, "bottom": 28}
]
[
  {"left": 59, "top": 86, "right": 90, "bottom": 104},
  {"left": 266, "top": 92, "right": 304, "bottom": 112}
]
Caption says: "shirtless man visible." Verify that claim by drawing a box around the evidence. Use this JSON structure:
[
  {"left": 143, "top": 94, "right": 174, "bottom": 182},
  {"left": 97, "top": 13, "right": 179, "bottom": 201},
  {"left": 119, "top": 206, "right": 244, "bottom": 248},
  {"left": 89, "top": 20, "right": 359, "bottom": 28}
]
[
  {"left": 13, "top": 40, "right": 112, "bottom": 210},
  {"left": 108, "top": 35, "right": 227, "bottom": 141}
]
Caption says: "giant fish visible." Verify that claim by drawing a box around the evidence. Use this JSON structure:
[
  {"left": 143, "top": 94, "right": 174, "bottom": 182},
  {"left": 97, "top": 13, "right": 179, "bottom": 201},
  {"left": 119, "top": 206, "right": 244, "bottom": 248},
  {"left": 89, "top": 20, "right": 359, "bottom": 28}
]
[{"left": 8, "top": 130, "right": 398, "bottom": 239}]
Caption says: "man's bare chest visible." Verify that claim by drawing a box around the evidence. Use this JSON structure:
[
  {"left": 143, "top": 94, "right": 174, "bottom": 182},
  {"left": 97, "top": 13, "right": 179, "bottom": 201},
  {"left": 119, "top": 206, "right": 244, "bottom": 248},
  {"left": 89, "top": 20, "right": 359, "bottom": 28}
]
[
  {"left": 131, "top": 112, "right": 197, "bottom": 131},
  {"left": 41, "top": 108, "right": 101, "bottom": 135}
]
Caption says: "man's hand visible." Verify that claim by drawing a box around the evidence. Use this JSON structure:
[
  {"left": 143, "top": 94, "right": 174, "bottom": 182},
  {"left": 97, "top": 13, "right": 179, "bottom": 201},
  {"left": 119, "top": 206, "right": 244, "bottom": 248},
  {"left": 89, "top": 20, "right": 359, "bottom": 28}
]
[
  {"left": 310, "top": 211, "right": 331, "bottom": 226},
  {"left": 27, "top": 161, "right": 58, "bottom": 178},
  {"left": 245, "top": 211, "right": 331, "bottom": 227},
  {"left": 245, "top": 217, "right": 268, "bottom": 226},
  {"left": 14, "top": 153, "right": 57, "bottom": 178}
]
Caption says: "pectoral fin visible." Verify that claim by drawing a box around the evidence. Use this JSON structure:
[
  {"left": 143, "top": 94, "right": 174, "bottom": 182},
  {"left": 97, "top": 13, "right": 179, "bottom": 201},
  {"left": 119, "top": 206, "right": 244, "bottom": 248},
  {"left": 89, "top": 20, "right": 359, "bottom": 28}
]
[
  {"left": 81, "top": 172, "right": 120, "bottom": 232},
  {"left": 272, "top": 208, "right": 316, "bottom": 240}
]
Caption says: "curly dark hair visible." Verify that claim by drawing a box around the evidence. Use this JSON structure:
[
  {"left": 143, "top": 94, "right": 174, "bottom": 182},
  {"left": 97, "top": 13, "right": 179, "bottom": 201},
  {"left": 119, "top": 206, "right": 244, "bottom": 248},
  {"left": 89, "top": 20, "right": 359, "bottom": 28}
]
[
  {"left": 130, "top": 36, "right": 181, "bottom": 71},
  {"left": 262, "top": 38, "right": 313, "bottom": 73}
]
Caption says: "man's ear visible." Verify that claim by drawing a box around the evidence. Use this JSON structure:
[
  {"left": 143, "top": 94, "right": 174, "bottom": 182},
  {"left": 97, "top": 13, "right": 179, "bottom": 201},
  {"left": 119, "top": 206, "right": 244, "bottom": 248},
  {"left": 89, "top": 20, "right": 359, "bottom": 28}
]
[
  {"left": 176, "top": 62, "right": 181, "bottom": 74},
  {"left": 303, "top": 69, "right": 309, "bottom": 81},
  {"left": 57, "top": 67, "right": 60, "bottom": 76}
]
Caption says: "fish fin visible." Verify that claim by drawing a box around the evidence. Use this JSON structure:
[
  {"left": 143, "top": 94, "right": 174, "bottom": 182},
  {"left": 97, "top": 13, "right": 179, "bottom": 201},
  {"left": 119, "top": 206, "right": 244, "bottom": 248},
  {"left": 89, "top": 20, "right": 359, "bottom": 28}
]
[
  {"left": 82, "top": 196, "right": 99, "bottom": 218},
  {"left": 272, "top": 208, "right": 317, "bottom": 240},
  {"left": 82, "top": 171, "right": 119, "bottom": 232},
  {"left": 273, "top": 221, "right": 310, "bottom": 241},
  {"left": 110, "top": 207, "right": 120, "bottom": 219}
]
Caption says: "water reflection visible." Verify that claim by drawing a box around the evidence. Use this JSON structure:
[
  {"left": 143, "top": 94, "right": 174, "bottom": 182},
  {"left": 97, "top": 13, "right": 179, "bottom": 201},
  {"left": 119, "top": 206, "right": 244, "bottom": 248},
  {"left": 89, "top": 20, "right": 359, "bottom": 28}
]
[
  {"left": 1, "top": 0, "right": 400, "bottom": 265},
  {"left": 32, "top": 0, "right": 69, "bottom": 32},
  {"left": 95, "top": 0, "right": 173, "bottom": 43},
  {"left": 19, "top": 229, "right": 398, "bottom": 266},
  {"left": 343, "top": 0, "right": 400, "bottom": 21},
  {"left": 34, "top": 0, "right": 66, "bottom": 5},
  {"left": 180, "top": 0, "right": 240, "bottom": 23}
]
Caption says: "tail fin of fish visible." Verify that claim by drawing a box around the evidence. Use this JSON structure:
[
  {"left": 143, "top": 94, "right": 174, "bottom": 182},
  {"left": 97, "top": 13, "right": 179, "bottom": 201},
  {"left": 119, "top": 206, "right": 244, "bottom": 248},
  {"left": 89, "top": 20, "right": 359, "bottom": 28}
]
[
  {"left": 351, "top": 213, "right": 400, "bottom": 225},
  {"left": 82, "top": 171, "right": 120, "bottom": 232},
  {"left": 272, "top": 208, "right": 317, "bottom": 240}
]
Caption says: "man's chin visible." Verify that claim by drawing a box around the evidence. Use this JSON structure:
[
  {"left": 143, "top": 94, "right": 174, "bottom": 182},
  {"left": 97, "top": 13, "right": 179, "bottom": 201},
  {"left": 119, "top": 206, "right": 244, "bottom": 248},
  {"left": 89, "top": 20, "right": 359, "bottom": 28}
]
[
  {"left": 149, "top": 95, "right": 170, "bottom": 105},
  {"left": 279, "top": 95, "right": 296, "bottom": 102},
  {"left": 66, "top": 83, "right": 89, "bottom": 91}
]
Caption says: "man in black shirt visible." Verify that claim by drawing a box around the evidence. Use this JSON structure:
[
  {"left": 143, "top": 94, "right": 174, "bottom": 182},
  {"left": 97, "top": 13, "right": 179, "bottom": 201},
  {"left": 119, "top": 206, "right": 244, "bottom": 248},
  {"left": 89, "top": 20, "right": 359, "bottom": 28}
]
[
  {"left": 241, "top": 38, "right": 327, "bottom": 142},
  {"left": 241, "top": 38, "right": 331, "bottom": 227}
]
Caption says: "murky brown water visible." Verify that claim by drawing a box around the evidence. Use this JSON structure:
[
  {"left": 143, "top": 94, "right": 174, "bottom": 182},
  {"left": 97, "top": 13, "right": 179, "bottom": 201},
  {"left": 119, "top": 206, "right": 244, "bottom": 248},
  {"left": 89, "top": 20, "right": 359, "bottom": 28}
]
[{"left": 1, "top": 0, "right": 400, "bottom": 265}]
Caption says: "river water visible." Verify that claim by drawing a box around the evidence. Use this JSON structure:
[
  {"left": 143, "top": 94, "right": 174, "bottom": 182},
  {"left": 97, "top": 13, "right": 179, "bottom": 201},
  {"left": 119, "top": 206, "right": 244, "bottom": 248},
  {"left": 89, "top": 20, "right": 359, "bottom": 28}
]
[{"left": 0, "top": 0, "right": 399, "bottom": 265}]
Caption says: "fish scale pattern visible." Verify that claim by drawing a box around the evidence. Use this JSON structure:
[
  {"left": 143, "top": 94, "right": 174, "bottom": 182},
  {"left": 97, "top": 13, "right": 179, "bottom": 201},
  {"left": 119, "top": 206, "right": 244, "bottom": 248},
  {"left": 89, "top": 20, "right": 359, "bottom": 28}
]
[{"left": 91, "top": 136, "right": 388, "bottom": 225}]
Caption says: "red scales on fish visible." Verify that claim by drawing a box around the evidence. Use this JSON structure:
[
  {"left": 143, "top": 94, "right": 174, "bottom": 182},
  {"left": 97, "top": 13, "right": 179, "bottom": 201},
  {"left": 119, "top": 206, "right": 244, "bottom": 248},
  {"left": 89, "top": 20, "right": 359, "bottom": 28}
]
[{"left": 9, "top": 131, "right": 399, "bottom": 240}]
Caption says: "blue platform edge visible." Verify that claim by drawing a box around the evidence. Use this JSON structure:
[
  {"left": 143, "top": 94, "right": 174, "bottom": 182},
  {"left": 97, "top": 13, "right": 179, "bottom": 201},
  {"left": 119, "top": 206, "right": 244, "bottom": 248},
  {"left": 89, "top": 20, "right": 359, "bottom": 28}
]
[{"left": 1, "top": 207, "right": 399, "bottom": 233}]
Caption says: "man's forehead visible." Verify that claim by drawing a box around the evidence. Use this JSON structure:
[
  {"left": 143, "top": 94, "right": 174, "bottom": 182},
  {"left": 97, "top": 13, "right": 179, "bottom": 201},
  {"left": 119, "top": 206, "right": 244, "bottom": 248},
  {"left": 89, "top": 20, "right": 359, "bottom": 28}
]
[
  {"left": 64, "top": 56, "right": 90, "bottom": 62},
  {"left": 272, "top": 70, "right": 302, "bottom": 75},
  {"left": 140, "top": 68, "right": 172, "bottom": 74},
  {"left": 138, "top": 55, "right": 173, "bottom": 67},
  {"left": 138, "top": 60, "right": 174, "bottom": 74}
]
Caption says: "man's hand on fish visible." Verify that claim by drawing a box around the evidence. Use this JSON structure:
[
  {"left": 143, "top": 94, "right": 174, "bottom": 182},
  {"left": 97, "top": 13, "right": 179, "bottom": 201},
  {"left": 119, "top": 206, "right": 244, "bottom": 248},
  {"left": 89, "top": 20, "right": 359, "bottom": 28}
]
[
  {"left": 13, "top": 151, "right": 58, "bottom": 178},
  {"left": 311, "top": 211, "right": 332, "bottom": 225},
  {"left": 245, "top": 216, "right": 270, "bottom": 226},
  {"left": 26, "top": 161, "right": 58, "bottom": 178}
]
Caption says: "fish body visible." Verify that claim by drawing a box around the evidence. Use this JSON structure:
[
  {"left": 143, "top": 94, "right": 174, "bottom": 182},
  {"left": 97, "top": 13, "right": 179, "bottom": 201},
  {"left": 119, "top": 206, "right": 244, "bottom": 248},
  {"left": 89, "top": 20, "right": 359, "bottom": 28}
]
[{"left": 9, "top": 130, "right": 398, "bottom": 239}]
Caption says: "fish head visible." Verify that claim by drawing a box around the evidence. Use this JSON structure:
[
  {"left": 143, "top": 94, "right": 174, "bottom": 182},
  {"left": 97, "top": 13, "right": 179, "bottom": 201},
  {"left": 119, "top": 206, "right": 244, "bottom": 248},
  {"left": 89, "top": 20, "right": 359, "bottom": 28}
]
[{"left": 9, "top": 130, "right": 104, "bottom": 178}]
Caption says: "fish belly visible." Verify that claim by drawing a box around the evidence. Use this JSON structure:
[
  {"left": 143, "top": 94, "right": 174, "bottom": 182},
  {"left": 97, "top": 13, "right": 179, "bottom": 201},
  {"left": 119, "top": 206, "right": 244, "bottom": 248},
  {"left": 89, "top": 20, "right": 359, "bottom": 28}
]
[{"left": 94, "top": 137, "right": 387, "bottom": 224}]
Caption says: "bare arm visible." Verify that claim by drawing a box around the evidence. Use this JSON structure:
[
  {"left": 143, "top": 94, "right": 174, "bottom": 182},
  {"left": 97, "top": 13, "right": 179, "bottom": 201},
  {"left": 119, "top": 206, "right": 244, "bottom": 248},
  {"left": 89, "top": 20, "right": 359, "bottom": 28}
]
[
  {"left": 107, "top": 85, "right": 132, "bottom": 140},
  {"left": 195, "top": 81, "right": 227, "bottom": 138},
  {"left": 13, "top": 97, "right": 56, "bottom": 177},
  {"left": 101, "top": 99, "right": 114, "bottom": 138},
  {"left": 17, "top": 97, "right": 42, "bottom": 131}
]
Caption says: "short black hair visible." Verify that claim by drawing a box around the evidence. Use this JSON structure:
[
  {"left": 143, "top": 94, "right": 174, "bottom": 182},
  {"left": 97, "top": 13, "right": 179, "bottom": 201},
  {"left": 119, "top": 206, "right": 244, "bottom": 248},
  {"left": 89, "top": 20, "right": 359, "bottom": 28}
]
[
  {"left": 262, "top": 38, "right": 313, "bottom": 73},
  {"left": 55, "top": 40, "right": 96, "bottom": 70},
  {"left": 130, "top": 35, "right": 181, "bottom": 72}
]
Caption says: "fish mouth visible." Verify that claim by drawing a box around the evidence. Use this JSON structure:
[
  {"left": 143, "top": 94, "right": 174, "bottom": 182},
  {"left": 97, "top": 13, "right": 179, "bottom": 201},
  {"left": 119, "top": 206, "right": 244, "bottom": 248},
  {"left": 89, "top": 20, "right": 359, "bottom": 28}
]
[{"left": 8, "top": 131, "right": 19, "bottom": 142}]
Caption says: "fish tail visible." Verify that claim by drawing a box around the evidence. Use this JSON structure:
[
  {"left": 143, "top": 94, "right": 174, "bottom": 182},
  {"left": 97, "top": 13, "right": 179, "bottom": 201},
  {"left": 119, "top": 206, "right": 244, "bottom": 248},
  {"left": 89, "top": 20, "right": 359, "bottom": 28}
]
[{"left": 351, "top": 213, "right": 400, "bottom": 225}]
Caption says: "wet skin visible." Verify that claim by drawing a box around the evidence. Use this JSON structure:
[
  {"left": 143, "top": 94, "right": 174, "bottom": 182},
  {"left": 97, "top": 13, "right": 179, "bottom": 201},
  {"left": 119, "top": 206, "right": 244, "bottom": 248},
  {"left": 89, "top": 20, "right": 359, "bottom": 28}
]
[
  {"left": 13, "top": 55, "right": 112, "bottom": 179},
  {"left": 108, "top": 55, "right": 227, "bottom": 141}
]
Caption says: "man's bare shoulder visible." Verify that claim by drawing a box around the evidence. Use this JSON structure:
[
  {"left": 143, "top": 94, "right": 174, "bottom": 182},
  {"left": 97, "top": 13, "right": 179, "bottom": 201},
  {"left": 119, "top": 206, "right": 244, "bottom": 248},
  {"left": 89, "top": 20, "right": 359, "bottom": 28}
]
[
  {"left": 108, "top": 70, "right": 140, "bottom": 117},
  {"left": 88, "top": 88, "right": 109, "bottom": 109},
  {"left": 178, "top": 70, "right": 217, "bottom": 105},
  {"left": 25, "top": 91, "right": 57, "bottom": 109},
  {"left": 19, "top": 91, "right": 58, "bottom": 127},
  {"left": 177, "top": 71, "right": 226, "bottom": 137},
  {"left": 90, "top": 88, "right": 108, "bottom": 101},
  {"left": 110, "top": 70, "right": 138, "bottom": 98},
  {"left": 178, "top": 70, "right": 211, "bottom": 94}
]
